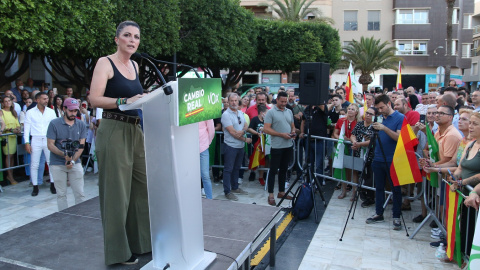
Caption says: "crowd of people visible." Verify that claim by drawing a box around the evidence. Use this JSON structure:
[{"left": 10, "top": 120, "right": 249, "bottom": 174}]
[
  {"left": 4, "top": 19, "right": 480, "bottom": 265},
  {"left": 212, "top": 80, "right": 480, "bottom": 256}
]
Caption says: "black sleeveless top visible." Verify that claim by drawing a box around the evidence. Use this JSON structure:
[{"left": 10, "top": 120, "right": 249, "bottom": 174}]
[{"left": 104, "top": 57, "right": 143, "bottom": 116}]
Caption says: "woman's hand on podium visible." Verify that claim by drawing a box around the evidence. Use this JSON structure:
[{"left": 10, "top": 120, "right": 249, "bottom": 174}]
[{"left": 126, "top": 94, "right": 147, "bottom": 105}]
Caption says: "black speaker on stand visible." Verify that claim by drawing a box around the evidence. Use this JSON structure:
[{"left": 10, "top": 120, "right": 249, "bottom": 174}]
[{"left": 299, "top": 62, "right": 330, "bottom": 105}]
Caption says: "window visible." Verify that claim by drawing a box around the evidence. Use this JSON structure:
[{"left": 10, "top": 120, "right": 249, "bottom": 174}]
[
  {"left": 396, "top": 40, "right": 428, "bottom": 55},
  {"left": 344, "top": 10, "right": 358, "bottom": 31},
  {"left": 472, "top": 62, "right": 477, "bottom": 75},
  {"left": 368, "top": 11, "right": 380, "bottom": 31},
  {"left": 396, "top": 9, "right": 428, "bottom": 24},
  {"left": 452, "top": 8, "right": 459, "bottom": 24},
  {"left": 448, "top": 40, "right": 459, "bottom": 55},
  {"left": 463, "top": 14, "right": 472, "bottom": 29},
  {"left": 462, "top": 44, "right": 472, "bottom": 58}
]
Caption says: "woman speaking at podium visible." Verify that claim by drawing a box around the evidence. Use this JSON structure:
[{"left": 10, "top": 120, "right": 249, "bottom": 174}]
[{"left": 89, "top": 21, "right": 151, "bottom": 265}]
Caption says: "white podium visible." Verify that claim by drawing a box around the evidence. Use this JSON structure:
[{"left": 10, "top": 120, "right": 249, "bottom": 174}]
[{"left": 120, "top": 81, "right": 216, "bottom": 270}]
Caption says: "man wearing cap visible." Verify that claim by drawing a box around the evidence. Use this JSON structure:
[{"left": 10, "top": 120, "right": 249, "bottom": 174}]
[
  {"left": 24, "top": 92, "right": 57, "bottom": 196},
  {"left": 47, "top": 98, "right": 87, "bottom": 211}
]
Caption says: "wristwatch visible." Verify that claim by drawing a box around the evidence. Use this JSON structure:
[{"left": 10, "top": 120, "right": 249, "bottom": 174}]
[{"left": 70, "top": 161, "right": 75, "bottom": 165}]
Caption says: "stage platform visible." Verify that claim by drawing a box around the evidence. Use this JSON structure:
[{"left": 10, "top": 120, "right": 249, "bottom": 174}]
[{"left": 0, "top": 197, "right": 285, "bottom": 270}]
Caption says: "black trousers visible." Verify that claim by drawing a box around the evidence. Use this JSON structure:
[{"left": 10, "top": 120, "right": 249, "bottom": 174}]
[{"left": 268, "top": 147, "right": 293, "bottom": 193}]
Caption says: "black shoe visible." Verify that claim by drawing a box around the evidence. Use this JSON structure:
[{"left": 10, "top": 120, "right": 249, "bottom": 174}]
[
  {"left": 430, "top": 239, "right": 447, "bottom": 248},
  {"left": 361, "top": 200, "right": 375, "bottom": 208},
  {"left": 50, "top": 183, "right": 57, "bottom": 194},
  {"left": 31, "top": 185, "right": 39, "bottom": 196},
  {"left": 121, "top": 255, "right": 138, "bottom": 265},
  {"left": 413, "top": 214, "right": 426, "bottom": 223},
  {"left": 429, "top": 220, "right": 438, "bottom": 228},
  {"left": 249, "top": 172, "right": 256, "bottom": 181},
  {"left": 366, "top": 214, "right": 384, "bottom": 224}
]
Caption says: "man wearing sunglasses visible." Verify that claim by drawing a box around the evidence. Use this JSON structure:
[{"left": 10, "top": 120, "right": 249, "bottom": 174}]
[{"left": 221, "top": 93, "right": 252, "bottom": 201}]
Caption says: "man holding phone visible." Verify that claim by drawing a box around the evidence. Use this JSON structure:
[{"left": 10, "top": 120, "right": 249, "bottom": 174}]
[
  {"left": 263, "top": 91, "right": 296, "bottom": 206},
  {"left": 366, "top": 94, "right": 404, "bottom": 230}
]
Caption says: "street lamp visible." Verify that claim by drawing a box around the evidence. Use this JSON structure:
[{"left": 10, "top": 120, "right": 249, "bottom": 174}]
[{"left": 434, "top": 46, "right": 444, "bottom": 55}]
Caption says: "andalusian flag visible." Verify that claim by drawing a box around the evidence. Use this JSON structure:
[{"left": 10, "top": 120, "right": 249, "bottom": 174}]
[
  {"left": 390, "top": 118, "right": 422, "bottom": 186},
  {"left": 426, "top": 124, "right": 439, "bottom": 188},
  {"left": 396, "top": 61, "right": 403, "bottom": 90},
  {"left": 248, "top": 135, "right": 266, "bottom": 169},
  {"left": 445, "top": 189, "right": 464, "bottom": 263},
  {"left": 469, "top": 214, "right": 480, "bottom": 269},
  {"left": 333, "top": 121, "right": 347, "bottom": 180},
  {"left": 345, "top": 62, "right": 354, "bottom": 103}
]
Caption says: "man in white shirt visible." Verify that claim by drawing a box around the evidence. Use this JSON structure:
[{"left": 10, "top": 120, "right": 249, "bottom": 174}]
[{"left": 24, "top": 92, "right": 57, "bottom": 196}]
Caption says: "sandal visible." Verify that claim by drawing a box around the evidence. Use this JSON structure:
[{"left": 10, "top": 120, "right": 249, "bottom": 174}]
[{"left": 338, "top": 193, "right": 346, "bottom": 199}]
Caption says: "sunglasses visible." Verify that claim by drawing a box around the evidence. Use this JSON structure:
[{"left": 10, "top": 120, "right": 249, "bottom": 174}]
[{"left": 237, "top": 116, "right": 242, "bottom": 125}]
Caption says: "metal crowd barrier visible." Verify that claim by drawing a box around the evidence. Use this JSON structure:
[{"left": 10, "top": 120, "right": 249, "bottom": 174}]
[
  {"left": 410, "top": 175, "right": 477, "bottom": 265},
  {"left": 0, "top": 132, "right": 29, "bottom": 193},
  {"left": 210, "top": 131, "right": 295, "bottom": 172},
  {"left": 302, "top": 135, "right": 422, "bottom": 203}
]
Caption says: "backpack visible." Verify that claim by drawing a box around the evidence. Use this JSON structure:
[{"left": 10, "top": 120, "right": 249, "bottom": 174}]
[{"left": 292, "top": 182, "right": 314, "bottom": 220}]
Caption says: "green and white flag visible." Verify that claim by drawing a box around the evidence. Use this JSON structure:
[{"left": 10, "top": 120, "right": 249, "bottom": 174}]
[
  {"left": 333, "top": 121, "right": 345, "bottom": 169},
  {"left": 469, "top": 211, "right": 480, "bottom": 269},
  {"left": 265, "top": 134, "right": 271, "bottom": 156},
  {"left": 333, "top": 121, "right": 346, "bottom": 180}
]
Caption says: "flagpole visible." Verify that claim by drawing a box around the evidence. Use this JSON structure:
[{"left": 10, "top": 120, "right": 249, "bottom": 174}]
[{"left": 441, "top": 178, "right": 467, "bottom": 199}]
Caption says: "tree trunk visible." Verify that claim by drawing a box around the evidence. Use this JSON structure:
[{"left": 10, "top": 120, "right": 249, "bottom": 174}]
[
  {"left": 445, "top": 0, "right": 455, "bottom": 86},
  {"left": 0, "top": 51, "right": 30, "bottom": 88}
]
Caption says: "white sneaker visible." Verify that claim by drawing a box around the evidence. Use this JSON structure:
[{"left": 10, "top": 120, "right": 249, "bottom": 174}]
[
  {"left": 201, "top": 188, "right": 206, "bottom": 197},
  {"left": 238, "top": 178, "right": 243, "bottom": 184},
  {"left": 86, "top": 167, "right": 93, "bottom": 172}
]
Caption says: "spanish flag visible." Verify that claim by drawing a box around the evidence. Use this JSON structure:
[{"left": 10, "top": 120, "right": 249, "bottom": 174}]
[
  {"left": 345, "top": 63, "right": 354, "bottom": 104},
  {"left": 396, "top": 61, "right": 403, "bottom": 90},
  {"left": 363, "top": 94, "right": 368, "bottom": 119},
  {"left": 390, "top": 118, "right": 422, "bottom": 186},
  {"left": 248, "top": 135, "right": 266, "bottom": 169},
  {"left": 445, "top": 189, "right": 463, "bottom": 262}
]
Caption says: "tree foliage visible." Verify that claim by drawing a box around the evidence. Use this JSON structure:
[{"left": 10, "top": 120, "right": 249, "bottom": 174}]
[
  {"left": 255, "top": 20, "right": 341, "bottom": 72},
  {"left": 178, "top": 0, "right": 258, "bottom": 90},
  {"left": 342, "top": 36, "right": 402, "bottom": 92}
]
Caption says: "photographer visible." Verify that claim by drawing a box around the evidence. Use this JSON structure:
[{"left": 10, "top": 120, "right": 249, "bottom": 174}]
[{"left": 47, "top": 98, "right": 87, "bottom": 211}]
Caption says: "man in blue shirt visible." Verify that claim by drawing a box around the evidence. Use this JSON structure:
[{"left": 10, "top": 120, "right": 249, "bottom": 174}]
[{"left": 366, "top": 94, "right": 404, "bottom": 231}]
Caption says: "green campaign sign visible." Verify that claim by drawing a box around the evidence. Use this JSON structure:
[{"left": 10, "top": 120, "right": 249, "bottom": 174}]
[{"left": 177, "top": 78, "right": 222, "bottom": 126}]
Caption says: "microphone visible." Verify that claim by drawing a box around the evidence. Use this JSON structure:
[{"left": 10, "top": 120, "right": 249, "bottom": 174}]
[
  {"left": 140, "top": 53, "right": 201, "bottom": 79},
  {"left": 133, "top": 53, "right": 173, "bottom": 95}
]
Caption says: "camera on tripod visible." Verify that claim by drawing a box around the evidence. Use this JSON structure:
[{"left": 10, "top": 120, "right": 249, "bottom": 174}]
[{"left": 60, "top": 139, "right": 83, "bottom": 164}]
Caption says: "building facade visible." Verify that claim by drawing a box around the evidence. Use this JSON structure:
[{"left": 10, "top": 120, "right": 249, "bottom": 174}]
[{"left": 240, "top": 0, "right": 474, "bottom": 92}]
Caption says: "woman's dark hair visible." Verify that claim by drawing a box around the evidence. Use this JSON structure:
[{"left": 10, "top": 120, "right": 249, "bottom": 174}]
[
  {"left": 53, "top": 95, "right": 64, "bottom": 117},
  {"left": 408, "top": 94, "right": 419, "bottom": 110},
  {"left": 116, "top": 21, "right": 140, "bottom": 37},
  {"left": 2, "top": 96, "right": 18, "bottom": 119}
]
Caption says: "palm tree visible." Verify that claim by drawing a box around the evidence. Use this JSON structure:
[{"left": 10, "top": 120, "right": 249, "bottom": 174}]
[
  {"left": 342, "top": 36, "right": 402, "bottom": 92},
  {"left": 445, "top": 0, "right": 455, "bottom": 86},
  {"left": 270, "top": 0, "right": 334, "bottom": 24}
]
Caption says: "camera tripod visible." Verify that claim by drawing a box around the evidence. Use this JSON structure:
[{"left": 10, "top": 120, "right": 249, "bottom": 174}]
[
  {"left": 277, "top": 106, "right": 327, "bottom": 223},
  {"left": 339, "top": 124, "right": 409, "bottom": 241}
]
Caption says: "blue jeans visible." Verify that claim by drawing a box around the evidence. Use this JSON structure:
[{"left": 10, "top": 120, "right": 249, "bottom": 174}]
[
  {"left": 308, "top": 139, "right": 324, "bottom": 176},
  {"left": 372, "top": 161, "right": 402, "bottom": 218},
  {"left": 223, "top": 144, "right": 244, "bottom": 195},
  {"left": 200, "top": 149, "right": 213, "bottom": 199},
  {"left": 25, "top": 152, "right": 46, "bottom": 185}
]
